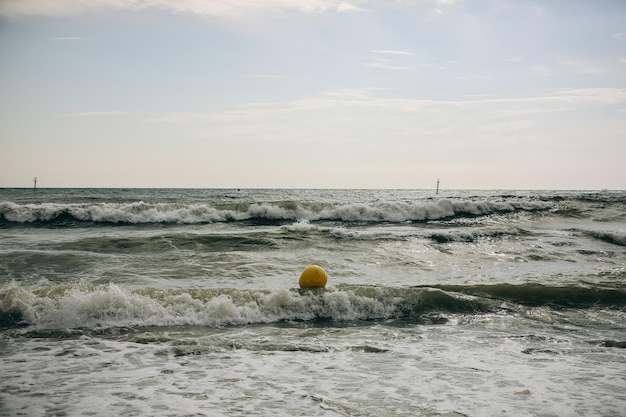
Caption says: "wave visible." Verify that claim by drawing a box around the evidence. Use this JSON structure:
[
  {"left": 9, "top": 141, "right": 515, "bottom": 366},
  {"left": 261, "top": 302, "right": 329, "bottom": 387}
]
[
  {"left": 0, "top": 199, "right": 551, "bottom": 227},
  {"left": 287, "top": 222, "right": 529, "bottom": 244},
  {"left": 49, "top": 233, "right": 281, "bottom": 253},
  {"left": 423, "top": 283, "right": 626, "bottom": 309},
  {"left": 0, "top": 224, "right": 527, "bottom": 260},
  {"left": 577, "top": 229, "right": 626, "bottom": 247},
  {"left": 427, "top": 226, "right": 530, "bottom": 243},
  {"left": 0, "top": 283, "right": 489, "bottom": 330},
  {"left": 548, "top": 192, "right": 626, "bottom": 221},
  {"left": 2, "top": 282, "right": 624, "bottom": 331}
]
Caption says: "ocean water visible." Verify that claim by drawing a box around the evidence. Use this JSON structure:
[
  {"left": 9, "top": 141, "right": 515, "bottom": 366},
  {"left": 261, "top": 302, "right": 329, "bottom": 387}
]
[{"left": 1, "top": 188, "right": 625, "bottom": 417}]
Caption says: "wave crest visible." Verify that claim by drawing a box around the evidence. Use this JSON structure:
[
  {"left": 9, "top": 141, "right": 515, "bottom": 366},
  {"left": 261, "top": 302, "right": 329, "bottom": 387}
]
[
  {"left": 0, "top": 198, "right": 551, "bottom": 226},
  {"left": 3, "top": 282, "right": 624, "bottom": 331},
  {"left": 579, "top": 229, "right": 626, "bottom": 247},
  {"left": 0, "top": 283, "right": 491, "bottom": 330}
]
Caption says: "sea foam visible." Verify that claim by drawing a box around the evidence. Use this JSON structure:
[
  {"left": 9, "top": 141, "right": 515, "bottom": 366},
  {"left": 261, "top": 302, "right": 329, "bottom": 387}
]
[
  {"left": 0, "top": 283, "right": 490, "bottom": 330},
  {"left": 0, "top": 199, "right": 551, "bottom": 225}
]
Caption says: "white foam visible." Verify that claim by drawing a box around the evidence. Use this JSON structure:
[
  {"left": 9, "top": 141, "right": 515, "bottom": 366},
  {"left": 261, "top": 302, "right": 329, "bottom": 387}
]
[
  {"left": 0, "top": 198, "right": 552, "bottom": 224},
  {"left": 3, "top": 312, "right": 624, "bottom": 417},
  {"left": 1, "top": 283, "right": 410, "bottom": 330}
]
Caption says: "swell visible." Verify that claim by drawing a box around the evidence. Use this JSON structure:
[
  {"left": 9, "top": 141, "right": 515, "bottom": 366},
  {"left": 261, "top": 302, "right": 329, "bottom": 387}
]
[
  {"left": 575, "top": 229, "right": 626, "bottom": 247},
  {"left": 29, "top": 224, "right": 528, "bottom": 255},
  {"left": 0, "top": 199, "right": 552, "bottom": 227},
  {"left": 423, "top": 283, "right": 626, "bottom": 309},
  {"left": 548, "top": 191, "right": 626, "bottom": 221},
  {"left": 2, "top": 282, "right": 624, "bottom": 331},
  {"left": 50, "top": 233, "right": 281, "bottom": 253}
]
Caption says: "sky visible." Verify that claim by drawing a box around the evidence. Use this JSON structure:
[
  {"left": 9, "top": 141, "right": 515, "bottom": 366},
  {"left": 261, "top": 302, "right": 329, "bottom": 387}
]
[{"left": 1, "top": 0, "right": 625, "bottom": 189}]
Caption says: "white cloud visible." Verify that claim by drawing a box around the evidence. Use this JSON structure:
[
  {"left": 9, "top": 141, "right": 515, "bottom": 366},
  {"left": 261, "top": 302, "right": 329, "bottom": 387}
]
[
  {"left": 369, "top": 49, "right": 414, "bottom": 56},
  {"left": 366, "top": 62, "right": 413, "bottom": 70},
  {"left": 619, "top": 57, "right": 626, "bottom": 64},
  {"left": 138, "top": 87, "right": 625, "bottom": 188},
  {"left": 148, "top": 87, "right": 626, "bottom": 136},
  {"left": 0, "top": 0, "right": 369, "bottom": 17},
  {"left": 336, "top": 2, "right": 367, "bottom": 12},
  {"left": 554, "top": 88, "right": 626, "bottom": 105},
  {"left": 431, "top": 0, "right": 464, "bottom": 15},
  {"left": 530, "top": 61, "right": 606, "bottom": 77},
  {"left": 366, "top": 49, "right": 416, "bottom": 70},
  {"left": 612, "top": 32, "right": 626, "bottom": 40}
]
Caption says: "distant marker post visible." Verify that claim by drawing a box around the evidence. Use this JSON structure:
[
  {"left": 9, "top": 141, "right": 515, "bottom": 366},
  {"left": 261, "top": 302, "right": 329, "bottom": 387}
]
[{"left": 33, "top": 177, "right": 37, "bottom": 191}]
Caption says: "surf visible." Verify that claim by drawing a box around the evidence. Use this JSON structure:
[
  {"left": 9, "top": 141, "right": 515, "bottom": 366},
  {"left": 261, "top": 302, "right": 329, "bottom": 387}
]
[
  {"left": 0, "top": 198, "right": 553, "bottom": 227},
  {"left": 3, "top": 282, "right": 625, "bottom": 331}
]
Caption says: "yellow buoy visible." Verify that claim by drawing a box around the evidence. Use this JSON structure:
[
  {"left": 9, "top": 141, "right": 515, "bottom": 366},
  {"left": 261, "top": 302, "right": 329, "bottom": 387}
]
[{"left": 299, "top": 265, "right": 328, "bottom": 288}]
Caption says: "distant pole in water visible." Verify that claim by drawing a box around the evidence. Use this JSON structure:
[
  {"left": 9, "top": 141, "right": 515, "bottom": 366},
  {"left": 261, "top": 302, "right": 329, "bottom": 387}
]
[
  {"left": 436, "top": 178, "right": 440, "bottom": 195},
  {"left": 33, "top": 176, "right": 37, "bottom": 191}
]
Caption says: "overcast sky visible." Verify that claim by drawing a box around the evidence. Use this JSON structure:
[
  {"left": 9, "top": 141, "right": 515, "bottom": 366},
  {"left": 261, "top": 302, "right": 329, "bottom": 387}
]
[{"left": 1, "top": 0, "right": 625, "bottom": 189}]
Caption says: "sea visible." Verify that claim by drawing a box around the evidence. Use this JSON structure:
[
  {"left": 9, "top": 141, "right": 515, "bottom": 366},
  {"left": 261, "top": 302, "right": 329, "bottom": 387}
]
[{"left": 1, "top": 188, "right": 625, "bottom": 417}]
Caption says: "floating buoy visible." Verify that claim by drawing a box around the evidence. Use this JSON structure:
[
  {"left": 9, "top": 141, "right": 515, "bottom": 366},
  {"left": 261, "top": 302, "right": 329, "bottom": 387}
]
[{"left": 299, "top": 265, "right": 328, "bottom": 289}]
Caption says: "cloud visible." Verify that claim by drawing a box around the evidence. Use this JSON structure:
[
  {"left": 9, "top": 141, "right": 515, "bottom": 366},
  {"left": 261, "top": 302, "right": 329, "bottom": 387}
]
[
  {"left": 162, "top": 88, "right": 626, "bottom": 117},
  {"left": 366, "top": 49, "right": 416, "bottom": 70},
  {"left": 136, "top": 86, "right": 626, "bottom": 189},
  {"left": 612, "top": 32, "right": 626, "bottom": 40},
  {"left": 366, "top": 61, "right": 413, "bottom": 70},
  {"left": 554, "top": 88, "right": 626, "bottom": 105},
  {"left": 336, "top": 2, "right": 367, "bottom": 12},
  {"left": 530, "top": 60, "right": 607, "bottom": 77},
  {"left": 369, "top": 49, "right": 414, "bottom": 56},
  {"left": 148, "top": 87, "right": 626, "bottom": 139},
  {"left": 0, "top": 0, "right": 369, "bottom": 17},
  {"left": 432, "top": 0, "right": 464, "bottom": 15}
]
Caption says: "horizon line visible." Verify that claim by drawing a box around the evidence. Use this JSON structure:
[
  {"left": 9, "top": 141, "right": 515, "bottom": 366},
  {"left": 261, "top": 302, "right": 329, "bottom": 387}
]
[{"left": 0, "top": 186, "right": 622, "bottom": 191}]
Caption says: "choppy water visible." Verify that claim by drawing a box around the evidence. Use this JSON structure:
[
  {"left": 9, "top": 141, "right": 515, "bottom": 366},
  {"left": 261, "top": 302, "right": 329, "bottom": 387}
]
[{"left": 1, "top": 188, "right": 625, "bottom": 416}]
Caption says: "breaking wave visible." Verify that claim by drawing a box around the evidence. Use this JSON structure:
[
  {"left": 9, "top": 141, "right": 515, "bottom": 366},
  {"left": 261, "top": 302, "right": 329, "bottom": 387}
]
[
  {"left": 0, "top": 284, "right": 487, "bottom": 330},
  {"left": 0, "top": 199, "right": 551, "bottom": 226},
  {"left": 2, "top": 282, "right": 625, "bottom": 331}
]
